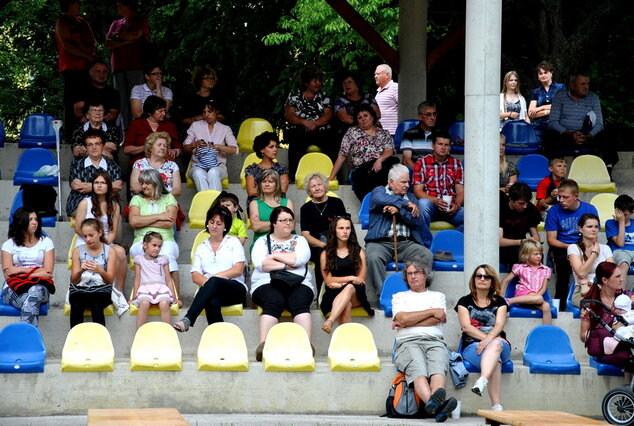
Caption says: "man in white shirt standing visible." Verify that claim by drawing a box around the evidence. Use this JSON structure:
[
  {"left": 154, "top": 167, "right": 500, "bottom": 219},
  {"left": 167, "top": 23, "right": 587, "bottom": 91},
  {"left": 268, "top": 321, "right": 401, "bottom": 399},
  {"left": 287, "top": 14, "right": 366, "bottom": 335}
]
[
  {"left": 374, "top": 64, "right": 399, "bottom": 135},
  {"left": 392, "top": 259, "right": 457, "bottom": 422}
]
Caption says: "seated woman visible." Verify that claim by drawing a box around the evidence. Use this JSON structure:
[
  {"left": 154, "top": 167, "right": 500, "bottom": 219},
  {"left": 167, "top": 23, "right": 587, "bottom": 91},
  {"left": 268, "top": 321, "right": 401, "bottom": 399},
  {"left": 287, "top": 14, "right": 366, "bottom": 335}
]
[
  {"left": 129, "top": 131, "right": 182, "bottom": 197},
  {"left": 74, "top": 170, "right": 127, "bottom": 292},
  {"left": 251, "top": 206, "right": 314, "bottom": 361},
  {"left": 455, "top": 265, "right": 510, "bottom": 411},
  {"left": 499, "top": 71, "right": 529, "bottom": 129},
  {"left": 70, "top": 100, "right": 120, "bottom": 159},
  {"left": 248, "top": 169, "right": 294, "bottom": 253},
  {"left": 300, "top": 172, "right": 346, "bottom": 291},
  {"left": 569, "top": 214, "right": 614, "bottom": 306},
  {"left": 183, "top": 100, "right": 238, "bottom": 191},
  {"left": 128, "top": 169, "right": 181, "bottom": 303},
  {"left": 245, "top": 131, "right": 290, "bottom": 200},
  {"left": 320, "top": 215, "right": 373, "bottom": 334},
  {"left": 130, "top": 64, "right": 173, "bottom": 119},
  {"left": 328, "top": 103, "right": 398, "bottom": 201},
  {"left": 499, "top": 134, "right": 517, "bottom": 194},
  {"left": 173, "top": 206, "right": 246, "bottom": 332},
  {"left": 581, "top": 261, "right": 634, "bottom": 379},
  {"left": 1, "top": 207, "right": 55, "bottom": 326}
]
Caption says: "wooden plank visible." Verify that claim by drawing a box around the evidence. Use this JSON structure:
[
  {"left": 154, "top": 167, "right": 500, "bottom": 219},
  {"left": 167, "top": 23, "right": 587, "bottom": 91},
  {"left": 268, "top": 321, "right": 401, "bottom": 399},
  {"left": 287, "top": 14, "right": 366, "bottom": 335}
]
[
  {"left": 477, "top": 410, "right": 607, "bottom": 426},
  {"left": 88, "top": 408, "right": 188, "bottom": 426}
]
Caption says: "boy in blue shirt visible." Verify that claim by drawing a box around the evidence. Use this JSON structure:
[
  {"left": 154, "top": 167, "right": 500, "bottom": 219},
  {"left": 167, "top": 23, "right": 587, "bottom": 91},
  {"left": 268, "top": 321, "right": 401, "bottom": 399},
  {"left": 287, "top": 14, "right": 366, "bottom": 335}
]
[{"left": 605, "top": 194, "right": 634, "bottom": 285}]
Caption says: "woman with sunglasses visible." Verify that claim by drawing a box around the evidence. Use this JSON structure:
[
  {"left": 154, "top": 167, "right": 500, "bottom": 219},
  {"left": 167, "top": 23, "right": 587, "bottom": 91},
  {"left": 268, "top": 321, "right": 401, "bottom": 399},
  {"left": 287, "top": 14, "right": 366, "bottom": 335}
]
[{"left": 455, "top": 265, "right": 510, "bottom": 411}]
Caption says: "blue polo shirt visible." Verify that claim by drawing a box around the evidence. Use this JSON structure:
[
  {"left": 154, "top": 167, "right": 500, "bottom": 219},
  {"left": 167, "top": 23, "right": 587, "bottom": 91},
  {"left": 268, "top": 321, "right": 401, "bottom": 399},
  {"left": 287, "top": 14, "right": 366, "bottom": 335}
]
[{"left": 545, "top": 201, "right": 598, "bottom": 244}]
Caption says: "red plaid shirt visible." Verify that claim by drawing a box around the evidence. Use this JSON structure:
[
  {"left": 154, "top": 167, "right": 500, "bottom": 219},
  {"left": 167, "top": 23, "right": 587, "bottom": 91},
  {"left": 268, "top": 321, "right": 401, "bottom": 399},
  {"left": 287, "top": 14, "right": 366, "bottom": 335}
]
[{"left": 413, "top": 154, "right": 464, "bottom": 198}]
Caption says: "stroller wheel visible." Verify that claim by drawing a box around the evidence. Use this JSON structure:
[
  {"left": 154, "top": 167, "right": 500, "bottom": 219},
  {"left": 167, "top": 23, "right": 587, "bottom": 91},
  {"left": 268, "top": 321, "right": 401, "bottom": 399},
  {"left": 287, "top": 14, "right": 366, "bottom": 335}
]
[{"left": 603, "top": 388, "right": 634, "bottom": 425}]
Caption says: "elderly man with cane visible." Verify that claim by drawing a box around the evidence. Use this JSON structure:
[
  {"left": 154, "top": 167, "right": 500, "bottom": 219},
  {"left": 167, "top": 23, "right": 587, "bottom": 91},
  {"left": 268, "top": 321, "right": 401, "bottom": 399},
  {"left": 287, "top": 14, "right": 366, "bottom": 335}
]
[{"left": 365, "top": 164, "right": 433, "bottom": 304}]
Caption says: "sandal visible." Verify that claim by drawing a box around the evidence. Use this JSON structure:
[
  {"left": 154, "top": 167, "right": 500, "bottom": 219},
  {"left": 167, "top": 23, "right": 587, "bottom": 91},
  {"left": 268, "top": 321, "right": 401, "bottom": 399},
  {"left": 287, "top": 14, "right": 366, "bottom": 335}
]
[
  {"left": 255, "top": 341, "right": 265, "bottom": 362},
  {"left": 172, "top": 319, "right": 190, "bottom": 333},
  {"left": 321, "top": 321, "right": 333, "bottom": 335}
]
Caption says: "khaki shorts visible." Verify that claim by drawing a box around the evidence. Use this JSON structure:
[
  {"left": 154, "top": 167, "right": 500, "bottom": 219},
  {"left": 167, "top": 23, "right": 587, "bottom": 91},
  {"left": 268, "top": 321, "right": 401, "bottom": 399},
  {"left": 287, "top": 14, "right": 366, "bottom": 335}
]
[{"left": 394, "top": 336, "right": 449, "bottom": 385}]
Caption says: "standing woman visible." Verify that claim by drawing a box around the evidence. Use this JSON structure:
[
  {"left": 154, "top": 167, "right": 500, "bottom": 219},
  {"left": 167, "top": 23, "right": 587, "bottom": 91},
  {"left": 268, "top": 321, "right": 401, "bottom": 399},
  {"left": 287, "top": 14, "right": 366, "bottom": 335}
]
[
  {"left": 129, "top": 131, "right": 182, "bottom": 197},
  {"left": 1, "top": 207, "right": 55, "bottom": 326},
  {"left": 499, "top": 71, "right": 529, "bottom": 129},
  {"left": 320, "top": 215, "right": 373, "bottom": 334},
  {"left": 251, "top": 206, "right": 314, "bottom": 361},
  {"left": 179, "top": 67, "right": 226, "bottom": 127},
  {"left": 183, "top": 100, "right": 239, "bottom": 191},
  {"left": 173, "top": 206, "right": 246, "bottom": 331},
  {"left": 74, "top": 170, "right": 127, "bottom": 292},
  {"left": 333, "top": 70, "right": 381, "bottom": 140},
  {"left": 499, "top": 134, "right": 518, "bottom": 194},
  {"left": 455, "top": 265, "right": 510, "bottom": 411},
  {"left": 528, "top": 61, "right": 566, "bottom": 136}
]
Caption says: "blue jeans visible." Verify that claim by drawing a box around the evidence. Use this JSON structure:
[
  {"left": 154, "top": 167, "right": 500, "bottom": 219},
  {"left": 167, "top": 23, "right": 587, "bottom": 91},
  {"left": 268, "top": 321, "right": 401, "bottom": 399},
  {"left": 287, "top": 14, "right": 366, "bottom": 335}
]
[
  {"left": 417, "top": 198, "right": 465, "bottom": 247},
  {"left": 462, "top": 340, "right": 511, "bottom": 369}
]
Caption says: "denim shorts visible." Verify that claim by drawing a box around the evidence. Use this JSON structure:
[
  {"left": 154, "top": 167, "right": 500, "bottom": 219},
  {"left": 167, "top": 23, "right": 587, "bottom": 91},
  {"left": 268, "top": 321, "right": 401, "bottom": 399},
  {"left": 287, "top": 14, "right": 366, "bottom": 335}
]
[{"left": 462, "top": 339, "right": 511, "bottom": 368}]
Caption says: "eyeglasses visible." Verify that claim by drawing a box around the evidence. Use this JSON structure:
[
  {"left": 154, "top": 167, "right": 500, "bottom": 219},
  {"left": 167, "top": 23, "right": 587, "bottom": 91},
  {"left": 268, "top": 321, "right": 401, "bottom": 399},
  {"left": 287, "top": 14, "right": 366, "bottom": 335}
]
[
  {"left": 88, "top": 108, "right": 104, "bottom": 113},
  {"left": 475, "top": 274, "right": 493, "bottom": 280},
  {"left": 406, "top": 270, "right": 425, "bottom": 277},
  {"left": 86, "top": 142, "right": 103, "bottom": 148},
  {"left": 149, "top": 72, "right": 163, "bottom": 76},
  {"left": 276, "top": 218, "right": 294, "bottom": 224},
  {"left": 419, "top": 112, "right": 438, "bottom": 117}
]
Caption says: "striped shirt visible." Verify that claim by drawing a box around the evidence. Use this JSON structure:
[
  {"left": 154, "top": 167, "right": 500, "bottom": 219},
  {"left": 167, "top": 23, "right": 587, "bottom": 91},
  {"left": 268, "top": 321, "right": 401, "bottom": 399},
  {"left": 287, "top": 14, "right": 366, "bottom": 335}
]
[
  {"left": 549, "top": 89, "right": 603, "bottom": 136},
  {"left": 376, "top": 80, "right": 398, "bottom": 135}
]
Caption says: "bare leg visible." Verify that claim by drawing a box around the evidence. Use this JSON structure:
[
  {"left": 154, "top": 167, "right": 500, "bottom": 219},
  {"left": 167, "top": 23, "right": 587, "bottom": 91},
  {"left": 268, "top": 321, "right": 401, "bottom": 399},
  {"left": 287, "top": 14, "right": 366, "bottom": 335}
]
[
  {"left": 325, "top": 285, "right": 355, "bottom": 328},
  {"left": 507, "top": 294, "right": 544, "bottom": 305},
  {"left": 487, "top": 361, "right": 503, "bottom": 407},
  {"left": 619, "top": 263, "right": 630, "bottom": 290},
  {"left": 171, "top": 271, "right": 181, "bottom": 306},
  {"left": 136, "top": 300, "right": 150, "bottom": 329},
  {"left": 540, "top": 301, "right": 552, "bottom": 325},
  {"left": 480, "top": 339, "right": 503, "bottom": 406},
  {"left": 414, "top": 374, "right": 446, "bottom": 403},
  {"left": 340, "top": 303, "right": 353, "bottom": 324},
  {"left": 294, "top": 312, "right": 312, "bottom": 340},
  {"left": 112, "top": 245, "right": 127, "bottom": 292},
  {"left": 259, "top": 314, "right": 279, "bottom": 343},
  {"left": 159, "top": 300, "right": 171, "bottom": 324}
]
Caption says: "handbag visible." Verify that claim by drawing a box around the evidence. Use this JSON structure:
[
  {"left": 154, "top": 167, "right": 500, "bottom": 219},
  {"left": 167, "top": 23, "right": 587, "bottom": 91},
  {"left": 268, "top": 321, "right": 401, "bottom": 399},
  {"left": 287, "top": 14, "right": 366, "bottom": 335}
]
[
  {"left": 6, "top": 267, "right": 55, "bottom": 295},
  {"left": 571, "top": 281, "right": 592, "bottom": 307},
  {"left": 266, "top": 234, "right": 307, "bottom": 290}
]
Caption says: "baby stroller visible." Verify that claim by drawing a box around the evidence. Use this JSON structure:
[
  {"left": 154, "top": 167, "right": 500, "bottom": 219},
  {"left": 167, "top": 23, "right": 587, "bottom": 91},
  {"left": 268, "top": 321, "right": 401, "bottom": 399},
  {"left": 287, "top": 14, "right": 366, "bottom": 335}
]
[{"left": 581, "top": 299, "right": 634, "bottom": 425}]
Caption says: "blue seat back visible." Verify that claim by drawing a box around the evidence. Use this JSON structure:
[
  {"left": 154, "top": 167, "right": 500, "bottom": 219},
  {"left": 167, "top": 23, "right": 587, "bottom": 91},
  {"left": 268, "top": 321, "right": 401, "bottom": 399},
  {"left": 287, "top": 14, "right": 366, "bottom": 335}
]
[
  {"left": 0, "top": 119, "right": 5, "bottom": 147},
  {"left": 379, "top": 273, "right": 408, "bottom": 317},
  {"left": 566, "top": 281, "right": 581, "bottom": 318},
  {"left": 524, "top": 325, "right": 575, "bottom": 356},
  {"left": 13, "top": 148, "right": 58, "bottom": 186},
  {"left": 19, "top": 114, "right": 58, "bottom": 148},
  {"left": 516, "top": 154, "right": 549, "bottom": 191},
  {"left": 504, "top": 276, "right": 557, "bottom": 319},
  {"left": 9, "top": 190, "right": 24, "bottom": 225},
  {"left": 431, "top": 230, "right": 465, "bottom": 271},
  {"left": 0, "top": 323, "right": 46, "bottom": 373},
  {"left": 393, "top": 119, "right": 419, "bottom": 153},
  {"left": 358, "top": 192, "right": 371, "bottom": 230},
  {"left": 502, "top": 121, "right": 540, "bottom": 154},
  {"left": 448, "top": 120, "right": 465, "bottom": 154}
]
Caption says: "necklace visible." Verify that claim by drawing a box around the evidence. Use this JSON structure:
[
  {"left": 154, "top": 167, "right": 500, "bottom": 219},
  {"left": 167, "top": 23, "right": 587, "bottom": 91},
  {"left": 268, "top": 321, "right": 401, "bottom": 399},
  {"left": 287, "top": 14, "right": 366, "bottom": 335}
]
[{"left": 313, "top": 199, "right": 328, "bottom": 216}]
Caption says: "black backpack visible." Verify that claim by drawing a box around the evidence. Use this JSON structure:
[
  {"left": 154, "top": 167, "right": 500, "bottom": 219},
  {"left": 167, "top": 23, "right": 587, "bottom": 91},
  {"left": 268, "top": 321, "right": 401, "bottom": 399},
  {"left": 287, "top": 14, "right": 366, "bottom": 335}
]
[{"left": 21, "top": 184, "right": 58, "bottom": 217}]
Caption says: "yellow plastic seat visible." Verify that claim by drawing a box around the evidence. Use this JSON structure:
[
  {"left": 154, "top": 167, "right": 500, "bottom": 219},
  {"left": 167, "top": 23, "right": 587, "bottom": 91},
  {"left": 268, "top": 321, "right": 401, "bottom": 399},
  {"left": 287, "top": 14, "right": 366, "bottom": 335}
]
[
  {"left": 188, "top": 189, "right": 221, "bottom": 229},
  {"left": 256, "top": 305, "right": 291, "bottom": 317},
  {"left": 185, "top": 162, "right": 229, "bottom": 190},
  {"left": 590, "top": 193, "right": 618, "bottom": 230},
  {"left": 430, "top": 221, "right": 456, "bottom": 231},
  {"left": 67, "top": 234, "right": 79, "bottom": 270},
  {"left": 237, "top": 118, "right": 274, "bottom": 153},
  {"left": 240, "top": 152, "right": 271, "bottom": 189},
  {"left": 197, "top": 322, "right": 249, "bottom": 371},
  {"left": 317, "top": 282, "right": 369, "bottom": 317},
  {"left": 129, "top": 286, "right": 179, "bottom": 316},
  {"left": 295, "top": 153, "right": 339, "bottom": 190},
  {"left": 327, "top": 323, "right": 381, "bottom": 372},
  {"left": 263, "top": 323, "right": 315, "bottom": 372},
  {"left": 63, "top": 302, "right": 115, "bottom": 316},
  {"left": 537, "top": 221, "right": 545, "bottom": 232},
  {"left": 130, "top": 322, "right": 182, "bottom": 371},
  {"left": 568, "top": 155, "right": 616, "bottom": 193},
  {"left": 191, "top": 230, "right": 211, "bottom": 263},
  {"left": 61, "top": 323, "right": 114, "bottom": 372},
  {"left": 306, "top": 145, "right": 321, "bottom": 153},
  {"left": 304, "top": 192, "right": 340, "bottom": 203}
]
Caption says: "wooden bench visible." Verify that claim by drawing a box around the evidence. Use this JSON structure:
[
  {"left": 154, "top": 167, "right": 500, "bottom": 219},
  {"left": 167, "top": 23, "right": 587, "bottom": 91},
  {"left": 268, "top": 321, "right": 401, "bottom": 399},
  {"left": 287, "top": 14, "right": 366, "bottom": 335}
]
[
  {"left": 88, "top": 408, "right": 188, "bottom": 425},
  {"left": 477, "top": 409, "right": 607, "bottom": 425}
]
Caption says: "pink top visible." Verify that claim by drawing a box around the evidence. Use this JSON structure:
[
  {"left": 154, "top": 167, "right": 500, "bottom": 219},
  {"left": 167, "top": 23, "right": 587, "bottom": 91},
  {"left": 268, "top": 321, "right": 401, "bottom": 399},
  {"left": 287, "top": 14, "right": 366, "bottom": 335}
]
[
  {"left": 183, "top": 120, "right": 238, "bottom": 168},
  {"left": 134, "top": 254, "right": 169, "bottom": 286},
  {"left": 512, "top": 263, "right": 551, "bottom": 295},
  {"left": 106, "top": 16, "right": 150, "bottom": 72}
]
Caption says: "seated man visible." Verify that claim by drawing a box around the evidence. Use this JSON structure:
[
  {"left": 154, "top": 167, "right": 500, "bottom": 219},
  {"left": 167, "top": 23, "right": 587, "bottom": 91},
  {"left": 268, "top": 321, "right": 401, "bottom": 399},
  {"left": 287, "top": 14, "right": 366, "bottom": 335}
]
[
  {"left": 606, "top": 194, "right": 634, "bottom": 281},
  {"left": 535, "top": 157, "right": 567, "bottom": 220},
  {"left": 545, "top": 179, "right": 598, "bottom": 311},
  {"left": 413, "top": 131, "right": 464, "bottom": 247},
  {"left": 401, "top": 100, "right": 437, "bottom": 169},
  {"left": 365, "top": 164, "right": 432, "bottom": 301},
  {"left": 499, "top": 182, "right": 541, "bottom": 270},
  {"left": 73, "top": 60, "right": 120, "bottom": 127},
  {"left": 392, "top": 259, "right": 457, "bottom": 423}
]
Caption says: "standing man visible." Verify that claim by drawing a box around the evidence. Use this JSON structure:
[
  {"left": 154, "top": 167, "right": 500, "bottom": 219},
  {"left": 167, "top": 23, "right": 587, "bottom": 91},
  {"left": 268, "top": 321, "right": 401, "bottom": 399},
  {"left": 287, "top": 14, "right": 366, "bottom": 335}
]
[
  {"left": 545, "top": 179, "right": 598, "bottom": 310},
  {"left": 413, "top": 131, "right": 465, "bottom": 247},
  {"left": 374, "top": 64, "right": 399, "bottom": 135},
  {"left": 401, "top": 101, "right": 438, "bottom": 169},
  {"left": 73, "top": 61, "right": 120, "bottom": 127},
  {"left": 365, "top": 164, "right": 432, "bottom": 302}
]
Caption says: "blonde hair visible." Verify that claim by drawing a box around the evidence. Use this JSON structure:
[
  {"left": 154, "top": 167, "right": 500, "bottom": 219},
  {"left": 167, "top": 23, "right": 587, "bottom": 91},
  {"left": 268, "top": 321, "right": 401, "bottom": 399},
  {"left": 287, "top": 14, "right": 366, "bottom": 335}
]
[
  {"left": 144, "top": 132, "right": 172, "bottom": 158},
  {"left": 257, "top": 169, "right": 282, "bottom": 202},
  {"left": 518, "top": 240, "right": 543, "bottom": 264},
  {"left": 499, "top": 133, "right": 507, "bottom": 173},
  {"left": 501, "top": 71, "right": 521, "bottom": 95}
]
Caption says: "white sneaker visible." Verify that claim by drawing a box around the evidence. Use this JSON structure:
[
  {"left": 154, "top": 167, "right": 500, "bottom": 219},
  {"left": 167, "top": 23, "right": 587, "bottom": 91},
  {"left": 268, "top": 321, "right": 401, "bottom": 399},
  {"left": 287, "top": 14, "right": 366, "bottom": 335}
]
[
  {"left": 471, "top": 376, "right": 488, "bottom": 397},
  {"left": 491, "top": 404, "right": 504, "bottom": 411}
]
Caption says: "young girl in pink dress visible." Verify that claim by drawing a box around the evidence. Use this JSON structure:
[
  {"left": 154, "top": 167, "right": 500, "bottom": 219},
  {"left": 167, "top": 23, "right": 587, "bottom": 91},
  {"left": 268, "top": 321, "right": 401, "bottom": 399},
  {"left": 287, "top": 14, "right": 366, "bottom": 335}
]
[
  {"left": 131, "top": 232, "right": 176, "bottom": 328},
  {"left": 500, "top": 239, "right": 552, "bottom": 324}
]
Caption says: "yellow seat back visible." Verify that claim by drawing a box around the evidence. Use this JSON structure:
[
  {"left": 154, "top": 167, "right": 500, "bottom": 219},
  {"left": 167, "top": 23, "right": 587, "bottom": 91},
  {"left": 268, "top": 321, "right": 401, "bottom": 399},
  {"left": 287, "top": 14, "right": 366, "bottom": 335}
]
[
  {"left": 61, "top": 323, "right": 115, "bottom": 372},
  {"left": 569, "top": 155, "right": 616, "bottom": 192},
  {"left": 237, "top": 118, "right": 273, "bottom": 153},
  {"left": 129, "top": 285, "right": 179, "bottom": 316},
  {"left": 67, "top": 234, "right": 79, "bottom": 270},
  {"left": 304, "top": 192, "right": 340, "bottom": 203},
  {"left": 317, "top": 283, "right": 369, "bottom": 318},
  {"left": 188, "top": 189, "right": 221, "bottom": 229},
  {"left": 295, "top": 153, "right": 339, "bottom": 190},
  {"left": 590, "top": 193, "right": 619, "bottom": 229},
  {"left": 191, "top": 230, "right": 211, "bottom": 264},
  {"left": 327, "top": 323, "right": 381, "bottom": 372},
  {"left": 130, "top": 322, "right": 182, "bottom": 371},
  {"left": 263, "top": 323, "right": 315, "bottom": 372},
  {"left": 240, "top": 152, "right": 263, "bottom": 189},
  {"left": 198, "top": 322, "right": 249, "bottom": 371}
]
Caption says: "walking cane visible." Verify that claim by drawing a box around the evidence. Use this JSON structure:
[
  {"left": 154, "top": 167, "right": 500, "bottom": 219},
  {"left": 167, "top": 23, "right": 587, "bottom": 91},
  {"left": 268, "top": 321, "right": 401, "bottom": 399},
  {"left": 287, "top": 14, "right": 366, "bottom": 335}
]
[
  {"left": 52, "top": 119, "right": 63, "bottom": 221},
  {"left": 392, "top": 215, "right": 399, "bottom": 271}
]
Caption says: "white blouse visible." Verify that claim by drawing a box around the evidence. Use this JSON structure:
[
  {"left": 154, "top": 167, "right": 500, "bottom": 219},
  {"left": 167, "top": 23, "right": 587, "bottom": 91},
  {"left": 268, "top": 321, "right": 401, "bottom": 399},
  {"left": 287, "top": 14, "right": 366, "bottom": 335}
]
[{"left": 191, "top": 235, "right": 247, "bottom": 289}]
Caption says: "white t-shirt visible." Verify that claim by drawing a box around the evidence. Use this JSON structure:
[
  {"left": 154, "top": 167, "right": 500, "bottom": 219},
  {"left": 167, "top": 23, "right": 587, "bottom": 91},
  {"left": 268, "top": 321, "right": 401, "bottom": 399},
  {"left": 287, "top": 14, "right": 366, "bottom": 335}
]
[
  {"left": 1, "top": 236, "right": 54, "bottom": 268},
  {"left": 392, "top": 289, "right": 446, "bottom": 340},
  {"left": 567, "top": 243, "right": 613, "bottom": 283},
  {"left": 191, "top": 235, "right": 247, "bottom": 289}
]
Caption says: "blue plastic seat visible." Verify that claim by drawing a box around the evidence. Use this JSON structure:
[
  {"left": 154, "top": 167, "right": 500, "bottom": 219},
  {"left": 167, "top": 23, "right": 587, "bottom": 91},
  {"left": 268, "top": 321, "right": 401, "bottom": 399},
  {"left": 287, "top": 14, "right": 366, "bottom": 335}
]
[
  {"left": 0, "top": 297, "right": 48, "bottom": 316},
  {"left": 0, "top": 119, "right": 5, "bottom": 147},
  {"left": 516, "top": 154, "right": 549, "bottom": 191},
  {"left": 504, "top": 277, "right": 558, "bottom": 319},
  {"left": 386, "top": 262, "right": 405, "bottom": 271},
  {"left": 379, "top": 273, "right": 408, "bottom": 317},
  {"left": 13, "top": 148, "right": 58, "bottom": 186},
  {"left": 501, "top": 121, "right": 541, "bottom": 154},
  {"left": 448, "top": 120, "right": 465, "bottom": 154},
  {"left": 589, "top": 356, "right": 624, "bottom": 376},
  {"left": 522, "top": 325, "right": 580, "bottom": 374},
  {"left": 458, "top": 340, "right": 514, "bottom": 373},
  {"left": 0, "top": 323, "right": 46, "bottom": 373},
  {"left": 566, "top": 281, "right": 581, "bottom": 319},
  {"left": 358, "top": 192, "right": 371, "bottom": 230},
  {"left": 10, "top": 190, "right": 56, "bottom": 227},
  {"left": 430, "top": 230, "right": 464, "bottom": 271},
  {"left": 393, "top": 119, "right": 419, "bottom": 153},
  {"left": 18, "top": 114, "right": 58, "bottom": 148}
]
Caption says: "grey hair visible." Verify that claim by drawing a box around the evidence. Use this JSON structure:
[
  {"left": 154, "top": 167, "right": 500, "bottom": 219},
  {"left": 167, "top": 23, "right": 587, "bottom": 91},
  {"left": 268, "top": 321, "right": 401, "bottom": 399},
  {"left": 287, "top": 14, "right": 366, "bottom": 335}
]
[
  {"left": 304, "top": 172, "right": 329, "bottom": 196},
  {"left": 388, "top": 164, "right": 410, "bottom": 183},
  {"left": 378, "top": 64, "right": 392, "bottom": 78},
  {"left": 138, "top": 168, "right": 168, "bottom": 200},
  {"left": 402, "top": 259, "right": 434, "bottom": 288}
]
